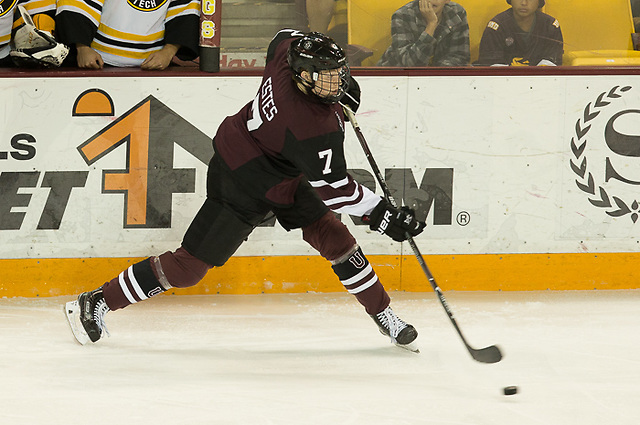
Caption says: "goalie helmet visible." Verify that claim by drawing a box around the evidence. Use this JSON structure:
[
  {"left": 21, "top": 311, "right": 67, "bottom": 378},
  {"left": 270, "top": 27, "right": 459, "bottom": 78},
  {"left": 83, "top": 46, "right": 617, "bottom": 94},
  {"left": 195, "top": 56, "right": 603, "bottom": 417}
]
[
  {"left": 287, "top": 32, "right": 350, "bottom": 104},
  {"left": 10, "top": 5, "right": 69, "bottom": 68}
]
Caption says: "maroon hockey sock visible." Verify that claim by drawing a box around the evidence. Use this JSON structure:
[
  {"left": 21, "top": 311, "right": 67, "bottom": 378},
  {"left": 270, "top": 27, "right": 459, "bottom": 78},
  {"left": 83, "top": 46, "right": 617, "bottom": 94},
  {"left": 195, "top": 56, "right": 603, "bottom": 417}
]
[
  {"left": 303, "top": 212, "right": 390, "bottom": 315},
  {"left": 156, "top": 247, "right": 211, "bottom": 288},
  {"left": 302, "top": 211, "right": 356, "bottom": 261},
  {"left": 331, "top": 246, "right": 390, "bottom": 315},
  {"left": 102, "top": 257, "right": 169, "bottom": 311},
  {"left": 102, "top": 248, "right": 211, "bottom": 311}
]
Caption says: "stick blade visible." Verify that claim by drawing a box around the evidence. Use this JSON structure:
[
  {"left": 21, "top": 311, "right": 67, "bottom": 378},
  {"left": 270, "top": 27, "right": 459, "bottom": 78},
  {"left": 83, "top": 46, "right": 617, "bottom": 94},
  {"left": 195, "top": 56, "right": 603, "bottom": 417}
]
[{"left": 469, "top": 344, "right": 503, "bottom": 364}]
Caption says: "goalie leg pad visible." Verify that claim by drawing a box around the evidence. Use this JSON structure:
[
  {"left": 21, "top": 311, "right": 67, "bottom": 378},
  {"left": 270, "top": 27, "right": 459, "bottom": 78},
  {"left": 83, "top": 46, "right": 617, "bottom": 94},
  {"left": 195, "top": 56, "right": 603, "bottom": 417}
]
[{"left": 10, "top": 5, "right": 69, "bottom": 68}]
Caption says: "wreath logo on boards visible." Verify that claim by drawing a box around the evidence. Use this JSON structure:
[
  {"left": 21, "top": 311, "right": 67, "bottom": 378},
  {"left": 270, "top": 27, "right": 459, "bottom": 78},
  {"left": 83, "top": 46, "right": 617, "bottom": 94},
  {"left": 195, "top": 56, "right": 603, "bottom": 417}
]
[{"left": 569, "top": 85, "right": 640, "bottom": 223}]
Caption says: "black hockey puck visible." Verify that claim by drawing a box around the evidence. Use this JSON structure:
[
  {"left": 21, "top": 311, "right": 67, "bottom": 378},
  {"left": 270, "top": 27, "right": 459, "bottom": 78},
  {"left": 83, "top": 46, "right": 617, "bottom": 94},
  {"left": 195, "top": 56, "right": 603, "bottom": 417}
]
[{"left": 503, "top": 386, "right": 518, "bottom": 396}]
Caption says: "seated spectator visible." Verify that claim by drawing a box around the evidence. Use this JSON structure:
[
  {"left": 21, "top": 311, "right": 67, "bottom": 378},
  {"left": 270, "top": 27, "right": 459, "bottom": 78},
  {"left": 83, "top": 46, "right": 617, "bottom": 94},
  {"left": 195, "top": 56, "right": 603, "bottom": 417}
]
[
  {"left": 377, "top": 0, "right": 470, "bottom": 67},
  {"left": 476, "top": 0, "right": 563, "bottom": 66},
  {"left": 55, "top": 0, "right": 199, "bottom": 70},
  {"left": 631, "top": 0, "right": 640, "bottom": 32},
  {"left": 1, "top": 0, "right": 66, "bottom": 67}
]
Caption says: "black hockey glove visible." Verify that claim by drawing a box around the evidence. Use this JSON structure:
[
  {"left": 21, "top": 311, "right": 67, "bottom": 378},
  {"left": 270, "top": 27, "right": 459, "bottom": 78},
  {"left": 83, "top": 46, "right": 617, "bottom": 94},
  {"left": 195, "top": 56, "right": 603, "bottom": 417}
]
[
  {"left": 341, "top": 76, "right": 360, "bottom": 118},
  {"left": 363, "top": 200, "right": 426, "bottom": 242}
]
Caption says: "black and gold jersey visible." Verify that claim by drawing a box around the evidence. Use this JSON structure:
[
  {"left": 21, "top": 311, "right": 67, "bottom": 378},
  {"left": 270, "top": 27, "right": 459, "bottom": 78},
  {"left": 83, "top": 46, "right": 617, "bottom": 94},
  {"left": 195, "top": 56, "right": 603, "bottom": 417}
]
[{"left": 55, "top": 0, "right": 199, "bottom": 66}]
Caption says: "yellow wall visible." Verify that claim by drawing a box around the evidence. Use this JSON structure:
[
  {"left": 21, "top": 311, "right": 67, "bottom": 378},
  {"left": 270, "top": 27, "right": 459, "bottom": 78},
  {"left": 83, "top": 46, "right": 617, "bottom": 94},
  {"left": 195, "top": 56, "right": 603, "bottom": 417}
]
[
  {"left": 349, "top": 0, "right": 640, "bottom": 66},
  {"left": 2, "top": 252, "right": 638, "bottom": 298},
  {"left": 545, "top": 0, "right": 634, "bottom": 52}
]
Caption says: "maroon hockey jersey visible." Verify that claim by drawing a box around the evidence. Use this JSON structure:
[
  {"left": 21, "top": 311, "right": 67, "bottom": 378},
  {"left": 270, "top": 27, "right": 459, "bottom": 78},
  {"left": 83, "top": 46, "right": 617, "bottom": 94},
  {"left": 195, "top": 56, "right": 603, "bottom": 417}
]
[{"left": 213, "top": 29, "right": 380, "bottom": 215}]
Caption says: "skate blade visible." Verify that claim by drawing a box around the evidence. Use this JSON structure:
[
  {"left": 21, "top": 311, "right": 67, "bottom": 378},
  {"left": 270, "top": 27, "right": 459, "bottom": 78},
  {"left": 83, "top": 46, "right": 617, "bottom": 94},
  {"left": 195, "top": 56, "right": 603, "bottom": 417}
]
[
  {"left": 64, "top": 300, "right": 90, "bottom": 345},
  {"left": 395, "top": 341, "right": 420, "bottom": 353}
]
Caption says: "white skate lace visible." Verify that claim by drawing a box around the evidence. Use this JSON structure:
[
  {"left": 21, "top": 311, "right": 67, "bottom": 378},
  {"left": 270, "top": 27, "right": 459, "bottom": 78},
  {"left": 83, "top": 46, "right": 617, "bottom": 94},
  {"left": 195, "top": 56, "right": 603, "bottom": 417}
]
[
  {"left": 94, "top": 298, "right": 111, "bottom": 337},
  {"left": 376, "top": 306, "right": 408, "bottom": 340}
]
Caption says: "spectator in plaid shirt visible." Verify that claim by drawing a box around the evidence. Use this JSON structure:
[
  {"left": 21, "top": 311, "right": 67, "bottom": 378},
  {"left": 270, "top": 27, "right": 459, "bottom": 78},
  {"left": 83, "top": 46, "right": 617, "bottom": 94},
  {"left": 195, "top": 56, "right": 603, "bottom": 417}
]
[{"left": 377, "top": 0, "right": 470, "bottom": 67}]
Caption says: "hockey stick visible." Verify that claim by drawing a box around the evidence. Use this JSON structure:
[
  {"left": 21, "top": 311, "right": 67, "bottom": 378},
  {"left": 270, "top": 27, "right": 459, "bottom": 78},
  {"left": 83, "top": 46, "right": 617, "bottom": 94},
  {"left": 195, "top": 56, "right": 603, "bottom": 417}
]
[{"left": 342, "top": 105, "right": 502, "bottom": 364}]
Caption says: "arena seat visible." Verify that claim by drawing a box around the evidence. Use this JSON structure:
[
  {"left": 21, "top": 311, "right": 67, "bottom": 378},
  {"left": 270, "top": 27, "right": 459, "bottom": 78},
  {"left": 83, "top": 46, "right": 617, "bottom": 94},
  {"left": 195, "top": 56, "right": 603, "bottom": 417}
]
[
  {"left": 348, "top": 0, "right": 640, "bottom": 67},
  {"left": 347, "top": 0, "right": 407, "bottom": 66},
  {"left": 458, "top": 0, "right": 510, "bottom": 64},
  {"left": 544, "top": 0, "right": 640, "bottom": 65}
]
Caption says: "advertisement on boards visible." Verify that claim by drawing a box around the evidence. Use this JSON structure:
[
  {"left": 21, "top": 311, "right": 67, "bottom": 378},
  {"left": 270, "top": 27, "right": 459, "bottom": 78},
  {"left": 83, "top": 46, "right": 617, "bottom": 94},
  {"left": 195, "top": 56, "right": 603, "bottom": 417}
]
[{"left": 1, "top": 75, "right": 640, "bottom": 262}]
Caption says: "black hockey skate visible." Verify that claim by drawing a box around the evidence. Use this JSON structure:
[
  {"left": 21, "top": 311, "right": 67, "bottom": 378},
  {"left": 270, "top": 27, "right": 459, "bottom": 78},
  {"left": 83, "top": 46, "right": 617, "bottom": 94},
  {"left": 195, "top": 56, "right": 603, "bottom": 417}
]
[
  {"left": 371, "top": 306, "right": 419, "bottom": 353},
  {"left": 65, "top": 287, "right": 110, "bottom": 345}
]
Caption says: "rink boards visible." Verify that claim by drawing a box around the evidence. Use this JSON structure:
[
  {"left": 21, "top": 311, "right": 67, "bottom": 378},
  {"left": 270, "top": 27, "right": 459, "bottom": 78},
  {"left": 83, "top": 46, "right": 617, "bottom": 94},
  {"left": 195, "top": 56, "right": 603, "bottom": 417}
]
[{"left": 1, "top": 72, "right": 640, "bottom": 296}]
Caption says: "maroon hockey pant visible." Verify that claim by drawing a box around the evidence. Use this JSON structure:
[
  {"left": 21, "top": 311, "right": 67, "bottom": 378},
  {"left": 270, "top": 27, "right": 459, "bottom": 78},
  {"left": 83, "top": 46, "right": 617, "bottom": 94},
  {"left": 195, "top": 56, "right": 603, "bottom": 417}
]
[{"left": 102, "top": 211, "right": 389, "bottom": 315}]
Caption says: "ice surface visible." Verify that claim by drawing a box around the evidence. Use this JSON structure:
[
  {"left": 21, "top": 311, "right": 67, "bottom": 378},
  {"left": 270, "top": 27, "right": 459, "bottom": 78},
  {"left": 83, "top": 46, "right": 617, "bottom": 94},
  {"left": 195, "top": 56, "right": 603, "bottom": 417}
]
[{"left": 1, "top": 290, "right": 638, "bottom": 425}]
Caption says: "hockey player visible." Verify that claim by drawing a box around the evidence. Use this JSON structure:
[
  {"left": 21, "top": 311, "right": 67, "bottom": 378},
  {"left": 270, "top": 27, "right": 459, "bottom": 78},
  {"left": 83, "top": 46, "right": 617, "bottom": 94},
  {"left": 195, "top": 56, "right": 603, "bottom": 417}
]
[
  {"left": 55, "top": 0, "right": 199, "bottom": 69},
  {"left": 65, "top": 30, "right": 426, "bottom": 352},
  {"left": 476, "top": 0, "right": 563, "bottom": 66}
]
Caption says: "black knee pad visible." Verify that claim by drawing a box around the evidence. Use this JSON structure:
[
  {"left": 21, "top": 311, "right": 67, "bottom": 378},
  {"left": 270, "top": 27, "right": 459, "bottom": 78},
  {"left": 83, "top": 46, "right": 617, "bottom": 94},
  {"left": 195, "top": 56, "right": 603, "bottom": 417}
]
[
  {"left": 129, "top": 257, "right": 169, "bottom": 300},
  {"left": 331, "top": 246, "right": 377, "bottom": 294}
]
